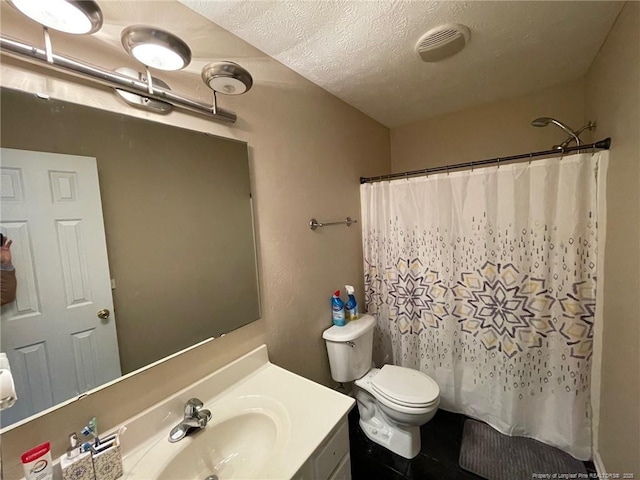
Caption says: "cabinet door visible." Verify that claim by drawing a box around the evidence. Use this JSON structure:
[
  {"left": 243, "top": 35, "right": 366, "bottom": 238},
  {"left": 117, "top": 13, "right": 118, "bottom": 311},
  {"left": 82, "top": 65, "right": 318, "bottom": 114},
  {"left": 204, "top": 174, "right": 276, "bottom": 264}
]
[
  {"left": 328, "top": 453, "right": 351, "bottom": 480},
  {"left": 314, "top": 422, "right": 349, "bottom": 480}
]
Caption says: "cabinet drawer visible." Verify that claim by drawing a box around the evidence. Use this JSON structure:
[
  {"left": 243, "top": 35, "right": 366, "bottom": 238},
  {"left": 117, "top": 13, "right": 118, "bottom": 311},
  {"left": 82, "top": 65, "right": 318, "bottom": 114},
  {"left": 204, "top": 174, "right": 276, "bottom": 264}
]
[{"left": 313, "top": 422, "right": 349, "bottom": 480}]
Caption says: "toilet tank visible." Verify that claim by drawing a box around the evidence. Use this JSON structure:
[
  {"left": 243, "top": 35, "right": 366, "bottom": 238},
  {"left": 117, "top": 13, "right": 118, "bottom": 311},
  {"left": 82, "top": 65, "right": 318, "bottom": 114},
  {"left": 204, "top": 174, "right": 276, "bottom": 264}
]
[{"left": 322, "top": 314, "right": 376, "bottom": 383}]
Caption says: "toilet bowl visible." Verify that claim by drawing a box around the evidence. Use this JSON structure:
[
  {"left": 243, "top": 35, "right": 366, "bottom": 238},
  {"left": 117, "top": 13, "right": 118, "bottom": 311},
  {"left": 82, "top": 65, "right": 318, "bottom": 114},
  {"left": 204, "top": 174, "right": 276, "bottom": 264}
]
[
  {"left": 323, "top": 314, "right": 440, "bottom": 459},
  {"left": 354, "top": 366, "right": 439, "bottom": 458}
]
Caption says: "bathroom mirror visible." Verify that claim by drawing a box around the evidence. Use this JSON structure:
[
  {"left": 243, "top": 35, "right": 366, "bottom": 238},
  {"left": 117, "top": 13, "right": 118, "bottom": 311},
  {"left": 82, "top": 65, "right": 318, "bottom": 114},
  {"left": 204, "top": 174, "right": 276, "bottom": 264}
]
[{"left": 0, "top": 87, "right": 261, "bottom": 429}]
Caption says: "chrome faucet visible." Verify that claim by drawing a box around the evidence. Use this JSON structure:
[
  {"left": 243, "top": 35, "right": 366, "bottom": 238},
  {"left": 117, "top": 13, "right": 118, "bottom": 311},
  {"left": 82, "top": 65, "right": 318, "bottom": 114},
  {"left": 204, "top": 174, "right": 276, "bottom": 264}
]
[{"left": 168, "top": 398, "right": 212, "bottom": 443}]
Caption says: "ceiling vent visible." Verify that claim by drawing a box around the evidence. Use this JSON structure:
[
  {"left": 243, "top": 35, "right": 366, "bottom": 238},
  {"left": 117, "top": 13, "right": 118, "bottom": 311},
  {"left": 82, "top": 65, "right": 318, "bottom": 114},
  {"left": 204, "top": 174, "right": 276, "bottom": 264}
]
[{"left": 416, "top": 24, "right": 470, "bottom": 62}]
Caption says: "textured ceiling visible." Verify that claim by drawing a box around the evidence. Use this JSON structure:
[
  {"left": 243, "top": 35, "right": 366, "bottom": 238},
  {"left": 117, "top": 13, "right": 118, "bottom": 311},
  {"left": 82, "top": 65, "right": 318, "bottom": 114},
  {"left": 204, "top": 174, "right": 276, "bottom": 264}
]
[{"left": 181, "top": 1, "right": 623, "bottom": 127}]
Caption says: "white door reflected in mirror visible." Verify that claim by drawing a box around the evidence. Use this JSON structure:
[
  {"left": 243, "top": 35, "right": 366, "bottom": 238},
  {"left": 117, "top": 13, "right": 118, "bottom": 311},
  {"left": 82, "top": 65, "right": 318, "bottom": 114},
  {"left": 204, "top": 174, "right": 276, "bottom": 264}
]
[{"left": 0, "top": 148, "right": 121, "bottom": 427}]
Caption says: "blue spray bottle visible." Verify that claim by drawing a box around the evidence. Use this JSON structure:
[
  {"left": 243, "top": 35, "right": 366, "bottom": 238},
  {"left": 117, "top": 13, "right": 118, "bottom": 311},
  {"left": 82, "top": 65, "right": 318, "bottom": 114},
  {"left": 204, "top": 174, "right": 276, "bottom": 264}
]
[
  {"left": 345, "top": 285, "right": 358, "bottom": 320},
  {"left": 331, "top": 290, "right": 345, "bottom": 326}
]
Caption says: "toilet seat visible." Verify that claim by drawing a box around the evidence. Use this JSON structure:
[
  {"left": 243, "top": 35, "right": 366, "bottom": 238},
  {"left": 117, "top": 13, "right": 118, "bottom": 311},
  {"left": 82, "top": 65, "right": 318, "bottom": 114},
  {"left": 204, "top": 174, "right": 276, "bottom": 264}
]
[{"left": 370, "top": 365, "right": 439, "bottom": 409}]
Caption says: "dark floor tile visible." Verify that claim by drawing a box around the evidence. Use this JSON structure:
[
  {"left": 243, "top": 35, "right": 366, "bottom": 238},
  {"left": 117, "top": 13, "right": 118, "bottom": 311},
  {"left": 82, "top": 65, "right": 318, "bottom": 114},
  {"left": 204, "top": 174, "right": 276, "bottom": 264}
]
[
  {"left": 405, "top": 453, "right": 484, "bottom": 480},
  {"left": 348, "top": 406, "right": 360, "bottom": 428},
  {"left": 419, "top": 409, "right": 467, "bottom": 468},
  {"left": 350, "top": 453, "right": 406, "bottom": 480},
  {"left": 422, "top": 409, "right": 467, "bottom": 442}
]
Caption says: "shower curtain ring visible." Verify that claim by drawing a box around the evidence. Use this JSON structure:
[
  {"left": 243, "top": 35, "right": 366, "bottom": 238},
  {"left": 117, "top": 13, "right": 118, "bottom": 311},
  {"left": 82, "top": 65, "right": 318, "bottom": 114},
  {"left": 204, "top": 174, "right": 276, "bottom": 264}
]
[
  {"left": 497, "top": 158, "right": 501, "bottom": 169},
  {"left": 529, "top": 152, "right": 533, "bottom": 165}
]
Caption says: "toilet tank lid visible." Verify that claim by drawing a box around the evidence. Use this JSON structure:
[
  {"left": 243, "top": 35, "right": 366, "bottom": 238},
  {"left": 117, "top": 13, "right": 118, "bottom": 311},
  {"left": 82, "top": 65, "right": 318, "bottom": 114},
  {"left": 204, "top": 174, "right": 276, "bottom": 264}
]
[{"left": 322, "top": 314, "right": 375, "bottom": 342}]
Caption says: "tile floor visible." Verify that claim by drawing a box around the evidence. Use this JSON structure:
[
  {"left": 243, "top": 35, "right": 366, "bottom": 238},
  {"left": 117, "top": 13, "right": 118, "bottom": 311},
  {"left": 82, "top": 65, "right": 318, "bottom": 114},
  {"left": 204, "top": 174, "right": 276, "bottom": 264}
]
[{"left": 348, "top": 407, "right": 597, "bottom": 480}]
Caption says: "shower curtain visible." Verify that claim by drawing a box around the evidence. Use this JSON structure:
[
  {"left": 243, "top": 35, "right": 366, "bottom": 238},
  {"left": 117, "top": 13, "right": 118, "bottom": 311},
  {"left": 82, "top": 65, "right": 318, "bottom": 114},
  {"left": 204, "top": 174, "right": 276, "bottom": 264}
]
[{"left": 360, "top": 152, "right": 607, "bottom": 460}]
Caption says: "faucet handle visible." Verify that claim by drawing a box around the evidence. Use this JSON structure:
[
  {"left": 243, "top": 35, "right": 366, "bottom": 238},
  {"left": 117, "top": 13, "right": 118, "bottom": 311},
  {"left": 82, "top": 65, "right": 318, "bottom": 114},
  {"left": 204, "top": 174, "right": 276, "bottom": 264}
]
[
  {"left": 197, "top": 409, "right": 212, "bottom": 427},
  {"left": 184, "top": 398, "right": 204, "bottom": 417}
]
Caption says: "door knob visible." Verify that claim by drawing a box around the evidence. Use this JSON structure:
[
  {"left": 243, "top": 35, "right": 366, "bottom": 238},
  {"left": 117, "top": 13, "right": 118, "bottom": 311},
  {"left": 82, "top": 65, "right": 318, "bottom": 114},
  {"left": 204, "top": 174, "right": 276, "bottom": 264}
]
[{"left": 97, "top": 308, "right": 110, "bottom": 320}]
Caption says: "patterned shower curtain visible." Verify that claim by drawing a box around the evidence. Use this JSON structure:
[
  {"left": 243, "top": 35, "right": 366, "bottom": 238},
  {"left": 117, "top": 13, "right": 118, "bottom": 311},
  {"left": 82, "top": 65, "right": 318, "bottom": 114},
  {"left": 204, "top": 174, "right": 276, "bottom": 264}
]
[{"left": 360, "top": 152, "right": 607, "bottom": 460}]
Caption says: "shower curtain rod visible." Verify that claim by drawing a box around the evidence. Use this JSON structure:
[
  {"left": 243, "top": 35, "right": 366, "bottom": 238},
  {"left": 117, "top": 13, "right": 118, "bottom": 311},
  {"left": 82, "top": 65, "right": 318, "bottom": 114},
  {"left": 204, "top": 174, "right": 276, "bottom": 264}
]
[{"left": 360, "top": 137, "right": 611, "bottom": 184}]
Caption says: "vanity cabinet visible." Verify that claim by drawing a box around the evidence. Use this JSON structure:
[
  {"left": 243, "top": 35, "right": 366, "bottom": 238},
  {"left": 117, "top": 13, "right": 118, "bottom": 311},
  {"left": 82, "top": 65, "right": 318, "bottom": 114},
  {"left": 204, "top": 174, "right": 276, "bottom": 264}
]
[
  {"left": 294, "top": 417, "right": 351, "bottom": 480},
  {"left": 41, "top": 347, "right": 357, "bottom": 480}
]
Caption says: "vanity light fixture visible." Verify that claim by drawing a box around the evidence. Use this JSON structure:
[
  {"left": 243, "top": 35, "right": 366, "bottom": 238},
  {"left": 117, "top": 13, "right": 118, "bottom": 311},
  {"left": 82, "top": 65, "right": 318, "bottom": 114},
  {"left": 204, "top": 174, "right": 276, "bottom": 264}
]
[
  {"left": 7, "top": 0, "right": 103, "bottom": 35},
  {"left": 122, "top": 26, "right": 191, "bottom": 71},
  {"left": 2, "top": 1, "right": 253, "bottom": 123},
  {"left": 201, "top": 61, "right": 253, "bottom": 95}
]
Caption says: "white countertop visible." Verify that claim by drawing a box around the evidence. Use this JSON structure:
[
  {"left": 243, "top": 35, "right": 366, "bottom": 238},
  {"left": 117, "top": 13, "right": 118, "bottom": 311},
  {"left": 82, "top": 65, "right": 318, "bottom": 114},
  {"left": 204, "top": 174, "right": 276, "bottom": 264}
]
[{"left": 115, "top": 345, "right": 354, "bottom": 479}]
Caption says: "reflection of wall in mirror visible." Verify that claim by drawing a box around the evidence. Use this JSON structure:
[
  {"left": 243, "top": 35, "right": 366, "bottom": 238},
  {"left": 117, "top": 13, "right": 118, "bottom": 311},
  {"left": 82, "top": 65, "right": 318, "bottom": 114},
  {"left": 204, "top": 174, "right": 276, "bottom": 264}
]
[{"left": 0, "top": 88, "right": 260, "bottom": 376}]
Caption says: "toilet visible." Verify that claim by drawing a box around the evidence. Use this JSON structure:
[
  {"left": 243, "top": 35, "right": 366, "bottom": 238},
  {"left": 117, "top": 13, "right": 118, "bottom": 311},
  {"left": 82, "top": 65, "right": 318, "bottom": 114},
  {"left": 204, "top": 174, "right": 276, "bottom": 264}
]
[{"left": 323, "top": 314, "right": 440, "bottom": 459}]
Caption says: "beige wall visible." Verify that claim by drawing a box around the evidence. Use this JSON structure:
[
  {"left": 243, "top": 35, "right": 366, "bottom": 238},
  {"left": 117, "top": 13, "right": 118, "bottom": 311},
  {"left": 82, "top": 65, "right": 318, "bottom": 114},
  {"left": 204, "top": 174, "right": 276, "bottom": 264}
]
[
  {"left": 585, "top": 1, "right": 640, "bottom": 474},
  {"left": 0, "top": 2, "right": 389, "bottom": 477},
  {"left": 391, "top": 79, "right": 586, "bottom": 172}
]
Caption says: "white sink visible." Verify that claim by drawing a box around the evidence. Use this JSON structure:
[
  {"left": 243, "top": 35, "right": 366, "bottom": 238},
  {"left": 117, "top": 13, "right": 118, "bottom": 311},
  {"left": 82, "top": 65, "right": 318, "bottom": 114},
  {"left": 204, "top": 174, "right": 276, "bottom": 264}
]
[
  {"left": 152, "top": 396, "right": 289, "bottom": 480},
  {"left": 158, "top": 412, "right": 275, "bottom": 479},
  {"left": 119, "top": 346, "right": 354, "bottom": 480}
]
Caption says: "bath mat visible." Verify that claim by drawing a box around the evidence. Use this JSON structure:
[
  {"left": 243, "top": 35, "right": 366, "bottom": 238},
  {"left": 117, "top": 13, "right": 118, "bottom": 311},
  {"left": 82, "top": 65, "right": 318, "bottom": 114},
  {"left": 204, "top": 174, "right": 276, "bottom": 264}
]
[{"left": 459, "top": 419, "right": 587, "bottom": 480}]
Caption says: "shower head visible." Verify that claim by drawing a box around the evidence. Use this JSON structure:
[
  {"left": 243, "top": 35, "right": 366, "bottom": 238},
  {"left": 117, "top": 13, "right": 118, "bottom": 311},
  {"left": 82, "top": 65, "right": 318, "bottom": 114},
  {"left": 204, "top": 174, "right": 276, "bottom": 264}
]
[
  {"left": 531, "top": 116, "right": 581, "bottom": 147},
  {"left": 531, "top": 117, "right": 576, "bottom": 135},
  {"left": 531, "top": 117, "right": 554, "bottom": 127}
]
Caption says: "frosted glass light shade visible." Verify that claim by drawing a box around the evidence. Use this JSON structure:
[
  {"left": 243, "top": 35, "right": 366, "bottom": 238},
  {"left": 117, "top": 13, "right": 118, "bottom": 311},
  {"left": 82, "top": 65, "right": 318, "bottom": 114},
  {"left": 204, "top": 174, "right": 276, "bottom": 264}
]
[
  {"left": 122, "top": 26, "right": 191, "bottom": 71},
  {"left": 9, "top": 0, "right": 103, "bottom": 34},
  {"left": 208, "top": 76, "right": 248, "bottom": 95},
  {"left": 131, "top": 44, "right": 186, "bottom": 71}
]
